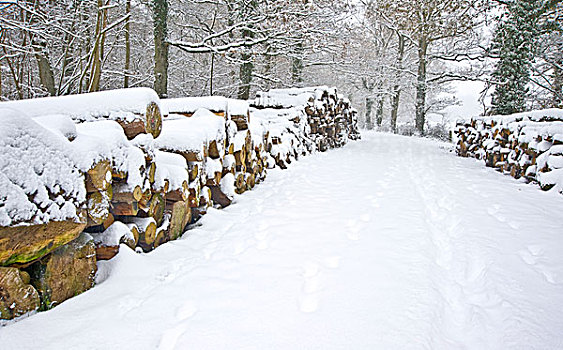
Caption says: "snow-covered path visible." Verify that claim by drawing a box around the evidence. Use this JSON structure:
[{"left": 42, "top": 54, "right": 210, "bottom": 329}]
[{"left": 3, "top": 132, "right": 563, "bottom": 349}]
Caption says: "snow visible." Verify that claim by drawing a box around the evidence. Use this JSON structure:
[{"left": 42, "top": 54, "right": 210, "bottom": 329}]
[
  {"left": 91, "top": 221, "right": 134, "bottom": 247},
  {"left": 253, "top": 86, "right": 332, "bottom": 109},
  {"left": 154, "top": 151, "right": 189, "bottom": 192},
  {"left": 71, "top": 120, "right": 131, "bottom": 172},
  {"left": 0, "top": 108, "right": 85, "bottom": 226},
  {"left": 220, "top": 173, "right": 236, "bottom": 198},
  {"left": 32, "top": 114, "right": 77, "bottom": 140},
  {"left": 2, "top": 132, "right": 563, "bottom": 349},
  {"left": 155, "top": 109, "right": 225, "bottom": 154},
  {"left": 0, "top": 87, "right": 162, "bottom": 123},
  {"left": 162, "top": 97, "right": 228, "bottom": 114},
  {"left": 162, "top": 97, "right": 249, "bottom": 117}
]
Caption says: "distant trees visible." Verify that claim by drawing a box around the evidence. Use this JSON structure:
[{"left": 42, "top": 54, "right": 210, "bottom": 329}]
[
  {"left": 355, "top": 0, "right": 482, "bottom": 134},
  {"left": 490, "top": 0, "right": 563, "bottom": 114},
  {"left": 1, "top": 0, "right": 561, "bottom": 133}
]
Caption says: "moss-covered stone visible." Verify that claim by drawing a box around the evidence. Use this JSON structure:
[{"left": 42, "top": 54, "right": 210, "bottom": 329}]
[
  {"left": 26, "top": 232, "right": 97, "bottom": 310},
  {"left": 0, "top": 221, "right": 86, "bottom": 266},
  {"left": 0, "top": 267, "right": 40, "bottom": 320}
]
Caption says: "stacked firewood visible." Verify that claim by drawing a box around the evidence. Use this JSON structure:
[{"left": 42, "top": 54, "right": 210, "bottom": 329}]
[
  {"left": 0, "top": 86, "right": 361, "bottom": 320},
  {"left": 454, "top": 109, "right": 563, "bottom": 193},
  {"left": 162, "top": 97, "right": 268, "bottom": 197},
  {"left": 252, "top": 86, "right": 361, "bottom": 155}
]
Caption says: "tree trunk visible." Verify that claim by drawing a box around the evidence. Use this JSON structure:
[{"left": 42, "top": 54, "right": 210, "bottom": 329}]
[
  {"left": 415, "top": 37, "right": 428, "bottom": 135},
  {"left": 153, "top": 0, "right": 168, "bottom": 98},
  {"left": 365, "top": 97, "right": 374, "bottom": 130},
  {"left": 209, "top": 52, "right": 214, "bottom": 95},
  {"left": 238, "top": 54, "right": 253, "bottom": 100},
  {"left": 291, "top": 41, "right": 304, "bottom": 86},
  {"left": 32, "top": 41, "right": 56, "bottom": 96},
  {"left": 376, "top": 97, "right": 384, "bottom": 127},
  {"left": 552, "top": 63, "right": 562, "bottom": 108},
  {"left": 390, "top": 33, "right": 405, "bottom": 134},
  {"left": 124, "top": 0, "right": 131, "bottom": 88},
  {"left": 87, "top": 0, "right": 107, "bottom": 93},
  {"left": 237, "top": 0, "right": 257, "bottom": 100}
]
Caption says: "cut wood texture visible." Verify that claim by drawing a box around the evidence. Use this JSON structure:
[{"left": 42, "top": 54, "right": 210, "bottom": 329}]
[
  {"left": 0, "top": 221, "right": 86, "bottom": 266},
  {"left": 86, "top": 160, "right": 112, "bottom": 192}
]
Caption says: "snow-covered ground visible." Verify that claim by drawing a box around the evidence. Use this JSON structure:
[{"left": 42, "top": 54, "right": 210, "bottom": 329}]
[{"left": 2, "top": 132, "right": 563, "bottom": 349}]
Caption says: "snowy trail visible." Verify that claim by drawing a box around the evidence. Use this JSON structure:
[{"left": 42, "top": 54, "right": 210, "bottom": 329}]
[{"left": 2, "top": 132, "right": 563, "bottom": 349}]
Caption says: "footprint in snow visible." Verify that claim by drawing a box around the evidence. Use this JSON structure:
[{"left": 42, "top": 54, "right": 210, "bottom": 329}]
[
  {"left": 302, "top": 262, "right": 320, "bottom": 278},
  {"left": 303, "top": 276, "right": 321, "bottom": 294},
  {"left": 232, "top": 241, "right": 247, "bottom": 256},
  {"left": 158, "top": 324, "right": 188, "bottom": 350},
  {"left": 256, "top": 240, "right": 269, "bottom": 250},
  {"left": 323, "top": 256, "right": 341, "bottom": 269},
  {"left": 518, "top": 246, "right": 558, "bottom": 284},
  {"left": 487, "top": 205, "right": 507, "bottom": 223},
  {"left": 155, "top": 271, "right": 176, "bottom": 284},
  {"left": 176, "top": 300, "right": 198, "bottom": 321},
  {"left": 370, "top": 198, "right": 381, "bottom": 208},
  {"left": 299, "top": 294, "right": 319, "bottom": 313},
  {"left": 254, "top": 230, "right": 267, "bottom": 241}
]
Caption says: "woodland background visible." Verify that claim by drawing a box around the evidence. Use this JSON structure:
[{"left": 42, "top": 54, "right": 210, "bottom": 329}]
[{"left": 0, "top": 0, "right": 561, "bottom": 135}]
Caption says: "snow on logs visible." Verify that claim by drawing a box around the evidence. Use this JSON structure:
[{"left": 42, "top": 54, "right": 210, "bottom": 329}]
[
  {"left": 454, "top": 108, "right": 563, "bottom": 193},
  {"left": 252, "top": 86, "right": 361, "bottom": 155},
  {"left": 0, "top": 86, "right": 360, "bottom": 320},
  {"left": 0, "top": 87, "right": 163, "bottom": 140}
]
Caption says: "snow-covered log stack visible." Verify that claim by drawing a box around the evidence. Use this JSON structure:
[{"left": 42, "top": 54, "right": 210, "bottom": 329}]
[
  {"left": 0, "top": 86, "right": 361, "bottom": 320},
  {"left": 162, "top": 97, "right": 268, "bottom": 196},
  {"left": 454, "top": 108, "right": 563, "bottom": 193},
  {"left": 0, "top": 88, "right": 166, "bottom": 318},
  {"left": 252, "top": 86, "right": 361, "bottom": 154}
]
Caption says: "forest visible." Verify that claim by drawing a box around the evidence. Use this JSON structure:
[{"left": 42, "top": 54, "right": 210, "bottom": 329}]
[{"left": 0, "top": 0, "right": 562, "bottom": 135}]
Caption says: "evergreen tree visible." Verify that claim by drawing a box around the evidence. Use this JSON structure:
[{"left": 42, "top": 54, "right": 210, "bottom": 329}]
[{"left": 490, "top": 0, "right": 541, "bottom": 115}]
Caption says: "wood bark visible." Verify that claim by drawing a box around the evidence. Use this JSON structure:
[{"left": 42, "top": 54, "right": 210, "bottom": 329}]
[
  {"left": 153, "top": 0, "right": 169, "bottom": 98},
  {"left": 415, "top": 37, "right": 428, "bottom": 135}
]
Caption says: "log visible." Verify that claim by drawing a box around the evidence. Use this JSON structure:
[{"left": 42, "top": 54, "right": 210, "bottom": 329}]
[
  {"left": 209, "top": 186, "right": 232, "bottom": 208},
  {"left": 188, "top": 162, "right": 200, "bottom": 182},
  {"left": 231, "top": 114, "right": 249, "bottom": 131},
  {"left": 187, "top": 183, "right": 200, "bottom": 208},
  {"left": 234, "top": 149, "right": 246, "bottom": 167},
  {"left": 145, "top": 101, "right": 163, "bottom": 138},
  {"left": 112, "top": 169, "right": 128, "bottom": 182},
  {"left": 115, "top": 102, "right": 163, "bottom": 140},
  {"left": 208, "top": 140, "right": 222, "bottom": 159},
  {"left": 86, "top": 160, "right": 112, "bottom": 192},
  {"left": 87, "top": 190, "right": 112, "bottom": 226},
  {"left": 117, "top": 119, "right": 145, "bottom": 140},
  {"left": 138, "top": 189, "right": 152, "bottom": 210},
  {"left": 112, "top": 184, "right": 143, "bottom": 203},
  {"left": 148, "top": 162, "right": 157, "bottom": 185},
  {"left": 148, "top": 192, "right": 166, "bottom": 226},
  {"left": 0, "top": 221, "right": 87, "bottom": 266},
  {"left": 102, "top": 213, "right": 115, "bottom": 230},
  {"left": 111, "top": 201, "right": 139, "bottom": 216},
  {"left": 127, "top": 218, "right": 157, "bottom": 252},
  {"left": 95, "top": 245, "right": 119, "bottom": 261},
  {"left": 125, "top": 224, "right": 140, "bottom": 248}
]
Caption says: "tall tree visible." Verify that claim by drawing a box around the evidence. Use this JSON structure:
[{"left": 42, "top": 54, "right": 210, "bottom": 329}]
[
  {"left": 490, "top": 0, "right": 541, "bottom": 114},
  {"left": 153, "top": 0, "right": 169, "bottom": 98}
]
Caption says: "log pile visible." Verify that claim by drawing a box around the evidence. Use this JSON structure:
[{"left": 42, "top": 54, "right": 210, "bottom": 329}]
[
  {"left": 252, "top": 86, "right": 361, "bottom": 153},
  {"left": 454, "top": 108, "right": 563, "bottom": 193},
  {"left": 0, "top": 86, "right": 361, "bottom": 320}
]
